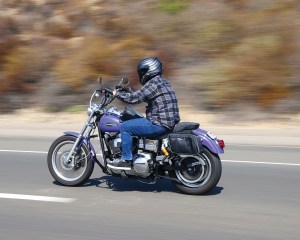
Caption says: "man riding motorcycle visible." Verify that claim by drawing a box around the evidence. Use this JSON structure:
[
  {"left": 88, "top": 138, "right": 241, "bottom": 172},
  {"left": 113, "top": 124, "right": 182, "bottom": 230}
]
[{"left": 107, "top": 57, "right": 180, "bottom": 170}]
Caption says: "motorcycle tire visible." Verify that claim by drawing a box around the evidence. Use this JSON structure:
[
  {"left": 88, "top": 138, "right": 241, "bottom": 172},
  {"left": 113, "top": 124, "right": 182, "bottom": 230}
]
[
  {"left": 47, "top": 135, "right": 94, "bottom": 186},
  {"left": 169, "top": 148, "right": 222, "bottom": 195}
]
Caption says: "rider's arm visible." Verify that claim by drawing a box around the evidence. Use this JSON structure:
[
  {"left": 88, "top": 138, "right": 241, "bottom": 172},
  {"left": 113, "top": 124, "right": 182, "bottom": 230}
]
[
  {"left": 115, "top": 88, "right": 145, "bottom": 104},
  {"left": 115, "top": 83, "right": 157, "bottom": 104}
]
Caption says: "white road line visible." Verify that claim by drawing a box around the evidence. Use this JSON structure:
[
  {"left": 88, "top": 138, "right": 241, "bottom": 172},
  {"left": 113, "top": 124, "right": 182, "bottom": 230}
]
[
  {"left": 222, "top": 159, "right": 300, "bottom": 166},
  {"left": 0, "top": 193, "right": 75, "bottom": 203},
  {"left": 0, "top": 149, "right": 103, "bottom": 157},
  {"left": 0, "top": 150, "right": 47, "bottom": 154},
  {"left": 0, "top": 149, "right": 299, "bottom": 166},
  {"left": 227, "top": 144, "right": 300, "bottom": 149}
]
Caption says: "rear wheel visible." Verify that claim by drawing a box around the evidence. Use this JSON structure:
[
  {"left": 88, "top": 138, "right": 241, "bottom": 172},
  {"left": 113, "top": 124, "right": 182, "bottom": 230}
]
[
  {"left": 169, "top": 148, "right": 222, "bottom": 195},
  {"left": 47, "top": 135, "right": 94, "bottom": 186}
]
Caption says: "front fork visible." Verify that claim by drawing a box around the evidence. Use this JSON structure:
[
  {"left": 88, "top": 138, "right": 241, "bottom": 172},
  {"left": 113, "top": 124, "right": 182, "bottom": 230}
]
[
  {"left": 63, "top": 114, "right": 109, "bottom": 173},
  {"left": 64, "top": 113, "right": 95, "bottom": 163}
]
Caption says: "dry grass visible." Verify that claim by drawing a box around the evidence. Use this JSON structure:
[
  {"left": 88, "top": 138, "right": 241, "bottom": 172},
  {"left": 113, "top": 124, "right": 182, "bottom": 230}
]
[
  {"left": 53, "top": 36, "right": 157, "bottom": 89},
  {"left": 196, "top": 1, "right": 298, "bottom": 109},
  {"left": 0, "top": 0, "right": 299, "bottom": 113},
  {"left": 0, "top": 46, "right": 47, "bottom": 93}
]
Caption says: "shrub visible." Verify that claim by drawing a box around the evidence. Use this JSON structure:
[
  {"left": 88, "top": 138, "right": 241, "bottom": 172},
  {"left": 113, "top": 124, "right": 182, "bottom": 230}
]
[
  {"left": 0, "top": 46, "right": 46, "bottom": 93},
  {"left": 158, "top": 0, "right": 189, "bottom": 14},
  {"left": 201, "top": 35, "right": 294, "bottom": 108},
  {"left": 54, "top": 36, "right": 157, "bottom": 90},
  {"left": 195, "top": 20, "right": 242, "bottom": 55},
  {"left": 193, "top": 1, "right": 298, "bottom": 110},
  {"left": 45, "top": 16, "right": 75, "bottom": 39}
]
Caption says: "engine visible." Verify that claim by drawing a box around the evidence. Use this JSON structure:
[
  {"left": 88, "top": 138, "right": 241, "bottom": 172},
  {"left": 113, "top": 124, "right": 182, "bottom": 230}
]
[
  {"left": 105, "top": 133, "right": 156, "bottom": 178},
  {"left": 105, "top": 133, "right": 122, "bottom": 158},
  {"left": 131, "top": 152, "right": 153, "bottom": 178}
]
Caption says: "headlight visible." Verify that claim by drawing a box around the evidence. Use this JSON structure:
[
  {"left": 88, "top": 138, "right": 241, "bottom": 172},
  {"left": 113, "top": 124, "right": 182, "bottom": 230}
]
[
  {"left": 87, "top": 103, "right": 98, "bottom": 116},
  {"left": 87, "top": 107, "right": 93, "bottom": 116}
]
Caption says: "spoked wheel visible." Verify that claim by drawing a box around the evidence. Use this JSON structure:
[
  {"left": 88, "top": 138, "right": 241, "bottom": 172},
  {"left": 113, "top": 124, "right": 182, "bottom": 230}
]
[
  {"left": 169, "top": 148, "right": 222, "bottom": 195},
  {"left": 47, "top": 135, "right": 94, "bottom": 186}
]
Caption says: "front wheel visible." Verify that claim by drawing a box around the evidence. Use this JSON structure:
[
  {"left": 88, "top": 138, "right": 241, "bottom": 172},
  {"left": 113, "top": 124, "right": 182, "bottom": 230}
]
[
  {"left": 47, "top": 135, "right": 94, "bottom": 186},
  {"left": 169, "top": 148, "right": 222, "bottom": 195}
]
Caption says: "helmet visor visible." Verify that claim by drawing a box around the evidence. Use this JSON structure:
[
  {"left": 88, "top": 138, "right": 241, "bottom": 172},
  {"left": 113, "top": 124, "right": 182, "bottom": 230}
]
[{"left": 138, "top": 66, "right": 149, "bottom": 80}]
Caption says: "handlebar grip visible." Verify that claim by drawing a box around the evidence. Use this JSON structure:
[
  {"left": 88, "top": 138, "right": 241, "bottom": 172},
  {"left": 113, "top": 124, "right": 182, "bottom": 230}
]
[{"left": 115, "top": 86, "right": 131, "bottom": 93}]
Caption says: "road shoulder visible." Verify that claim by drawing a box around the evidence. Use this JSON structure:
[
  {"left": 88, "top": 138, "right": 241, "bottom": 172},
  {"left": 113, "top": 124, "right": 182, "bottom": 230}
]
[{"left": 0, "top": 109, "right": 299, "bottom": 147}]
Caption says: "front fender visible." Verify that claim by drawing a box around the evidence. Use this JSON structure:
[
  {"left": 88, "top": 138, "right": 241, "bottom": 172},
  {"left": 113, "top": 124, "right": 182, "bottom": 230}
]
[
  {"left": 193, "top": 128, "right": 224, "bottom": 154},
  {"left": 63, "top": 132, "right": 97, "bottom": 162}
]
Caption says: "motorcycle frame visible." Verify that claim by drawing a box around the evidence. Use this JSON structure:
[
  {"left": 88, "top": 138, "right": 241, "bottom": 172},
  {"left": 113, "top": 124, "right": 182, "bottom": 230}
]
[
  {"left": 61, "top": 85, "right": 224, "bottom": 174},
  {"left": 63, "top": 114, "right": 223, "bottom": 173}
]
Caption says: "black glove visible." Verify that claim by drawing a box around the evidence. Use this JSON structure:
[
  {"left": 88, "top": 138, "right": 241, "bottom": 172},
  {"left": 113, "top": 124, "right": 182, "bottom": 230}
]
[{"left": 115, "top": 86, "right": 132, "bottom": 92}]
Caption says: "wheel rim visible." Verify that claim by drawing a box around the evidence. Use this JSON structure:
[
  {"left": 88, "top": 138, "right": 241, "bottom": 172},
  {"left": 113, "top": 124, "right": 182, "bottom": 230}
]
[
  {"left": 51, "top": 140, "right": 88, "bottom": 182},
  {"left": 175, "top": 154, "right": 212, "bottom": 188}
]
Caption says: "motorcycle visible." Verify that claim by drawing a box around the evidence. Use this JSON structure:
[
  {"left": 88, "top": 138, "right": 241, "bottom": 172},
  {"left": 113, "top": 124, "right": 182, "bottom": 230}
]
[{"left": 47, "top": 77, "right": 225, "bottom": 195}]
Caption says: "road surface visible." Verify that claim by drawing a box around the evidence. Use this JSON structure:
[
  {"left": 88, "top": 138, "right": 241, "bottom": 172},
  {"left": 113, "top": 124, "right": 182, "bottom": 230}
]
[{"left": 0, "top": 137, "right": 299, "bottom": 240}]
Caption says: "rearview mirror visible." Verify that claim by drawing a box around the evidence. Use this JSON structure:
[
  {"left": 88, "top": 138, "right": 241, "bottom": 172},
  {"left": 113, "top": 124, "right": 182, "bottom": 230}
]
[
  {"left": 121, "top": 77, "right": 129, "bottom": 85},
  {"left": 97, "top": 76, "right": 102, "bottom": 85}
]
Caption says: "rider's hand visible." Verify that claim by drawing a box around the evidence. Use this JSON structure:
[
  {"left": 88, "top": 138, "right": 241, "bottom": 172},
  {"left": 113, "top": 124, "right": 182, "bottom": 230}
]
[{"left": 113, "top": 90, "right": 117, "bottom": 96}]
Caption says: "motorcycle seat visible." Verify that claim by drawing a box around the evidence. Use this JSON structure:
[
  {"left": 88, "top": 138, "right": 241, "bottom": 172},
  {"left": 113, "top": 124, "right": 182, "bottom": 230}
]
[{"left": 172, "top": 122, "right": 199, "bottom": 133}]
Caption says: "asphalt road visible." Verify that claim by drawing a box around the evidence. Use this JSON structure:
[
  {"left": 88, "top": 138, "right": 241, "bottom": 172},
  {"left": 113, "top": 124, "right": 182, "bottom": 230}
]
[{"left": 0, "top": 137, "right": 299, "bottom": 240}]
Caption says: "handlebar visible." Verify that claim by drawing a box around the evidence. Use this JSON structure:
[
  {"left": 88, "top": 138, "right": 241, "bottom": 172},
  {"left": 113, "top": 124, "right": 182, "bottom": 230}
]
[
  {"left": 102, "top": 87, "right": 113, "bottom": 95},
  {"left": 91, "top": 77, "right": 130, "bottom": 110}
]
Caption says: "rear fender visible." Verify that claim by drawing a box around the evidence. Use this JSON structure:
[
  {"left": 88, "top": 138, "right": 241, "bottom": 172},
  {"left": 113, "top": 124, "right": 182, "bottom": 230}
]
[
  {"left": 63, "top": 132, "right": 97, "bottom": 162},
  {"left": 193, "top": 128, "right": 224, "bottom": 154}
]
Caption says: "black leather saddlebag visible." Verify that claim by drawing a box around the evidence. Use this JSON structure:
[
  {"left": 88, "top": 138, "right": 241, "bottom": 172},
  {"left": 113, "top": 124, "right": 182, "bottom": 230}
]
[{"left": 168, "top": 133, "right": 202, "bottom": 154}]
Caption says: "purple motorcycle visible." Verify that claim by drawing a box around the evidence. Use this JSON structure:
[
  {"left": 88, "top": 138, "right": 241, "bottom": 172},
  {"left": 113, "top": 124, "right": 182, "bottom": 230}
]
[{"left": 47, "top": 78, "right": 225, "bottom": 195}]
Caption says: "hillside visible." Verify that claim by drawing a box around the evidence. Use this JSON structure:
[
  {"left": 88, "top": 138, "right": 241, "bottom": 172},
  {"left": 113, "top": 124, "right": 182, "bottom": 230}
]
[{"left": 0, "top": 0, "right": 299, "bottom": 114}]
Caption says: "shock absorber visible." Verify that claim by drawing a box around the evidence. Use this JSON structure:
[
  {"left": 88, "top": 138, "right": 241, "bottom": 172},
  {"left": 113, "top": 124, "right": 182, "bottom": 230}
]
[{"left": 161, "top": 139, "right": 170, "bottom": 157}]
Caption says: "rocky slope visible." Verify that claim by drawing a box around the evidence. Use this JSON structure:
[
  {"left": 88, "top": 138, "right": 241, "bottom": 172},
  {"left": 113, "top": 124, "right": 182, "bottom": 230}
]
[{"left": 0, "top": 0, "right": 299, "bottom": 114}]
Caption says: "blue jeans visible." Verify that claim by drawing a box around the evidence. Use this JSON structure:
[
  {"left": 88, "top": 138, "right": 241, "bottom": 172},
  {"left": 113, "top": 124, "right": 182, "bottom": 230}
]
[{"left": 120, "top": 118, "right": 168, "bottom": 161}]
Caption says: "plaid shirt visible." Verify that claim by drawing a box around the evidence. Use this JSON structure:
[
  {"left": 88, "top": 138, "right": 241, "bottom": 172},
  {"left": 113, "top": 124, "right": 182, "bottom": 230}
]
[{"left": 116, "top": 75, "right": 180, "bottom": 129}]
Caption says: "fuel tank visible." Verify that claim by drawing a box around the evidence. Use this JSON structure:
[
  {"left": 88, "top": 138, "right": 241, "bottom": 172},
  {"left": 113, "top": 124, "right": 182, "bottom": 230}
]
[{"left": 99, "top": 107, "right": 122, "bottom": 132}]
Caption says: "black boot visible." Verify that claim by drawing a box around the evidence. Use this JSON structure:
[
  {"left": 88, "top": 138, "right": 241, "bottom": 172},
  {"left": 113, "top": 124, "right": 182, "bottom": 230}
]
[{"left": 107, "top": 159, "right": 132, "bottom": 170}]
